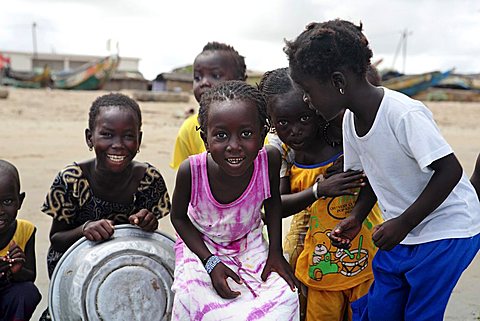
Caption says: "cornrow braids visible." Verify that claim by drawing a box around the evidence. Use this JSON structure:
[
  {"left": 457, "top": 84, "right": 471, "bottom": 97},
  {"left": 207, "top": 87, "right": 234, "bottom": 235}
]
[
  {"left": 202, "top": 41, "right": 247, "bottom": 80},
  {"left": 88, "top": 93, "right": 142, "bottom": 131},
  {"left": 198, "top": 80, "right": 270, "bottom": 135},
  {"left": 285, "top": 19, "right": 373, "bottom": 82},
  {"left": 257, "top": 67, "right": 296, "bottom": 99}
]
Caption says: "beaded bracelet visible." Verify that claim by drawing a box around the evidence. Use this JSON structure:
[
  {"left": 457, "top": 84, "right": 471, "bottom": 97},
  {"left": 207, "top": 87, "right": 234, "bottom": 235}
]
[{"left": 204, "top": 255, "right": 221, "bottom": 274}]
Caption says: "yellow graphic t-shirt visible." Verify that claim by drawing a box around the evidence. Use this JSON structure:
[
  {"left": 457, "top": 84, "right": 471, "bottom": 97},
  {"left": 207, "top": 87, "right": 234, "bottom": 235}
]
[{"left": 292, "top": 154, "right": 383, "bottom": 291}]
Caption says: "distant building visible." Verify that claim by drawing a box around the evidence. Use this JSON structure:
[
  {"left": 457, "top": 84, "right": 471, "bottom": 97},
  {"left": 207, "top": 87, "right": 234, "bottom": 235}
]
[{"left": 152, "top": 72, "right": 192, "bottom": 92}]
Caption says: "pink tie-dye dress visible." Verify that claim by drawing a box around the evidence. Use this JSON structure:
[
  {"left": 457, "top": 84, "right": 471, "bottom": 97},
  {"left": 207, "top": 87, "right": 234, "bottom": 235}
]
[{"left": 172, "top": 148, "right": 299, "bottom": 320}]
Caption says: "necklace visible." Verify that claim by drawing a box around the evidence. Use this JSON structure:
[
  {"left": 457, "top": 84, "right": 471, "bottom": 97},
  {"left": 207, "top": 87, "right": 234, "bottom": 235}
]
[{"left": 322, "top": 122, "right": 342, "bottom": 148}]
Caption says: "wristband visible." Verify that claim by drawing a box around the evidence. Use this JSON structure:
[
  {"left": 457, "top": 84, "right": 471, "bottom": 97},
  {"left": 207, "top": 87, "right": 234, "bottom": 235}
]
[
  {"left": 312, "top": 181, "right": 326, "bottom": 200},
  {"left": 312, "top": 182, "right": 319, "bottom": 199},
  {"left": 204, "top": 255, "right": 221, "bottom": 274},
  {"left": 81, "top": 220, "right": 92, "bottom": 235}
]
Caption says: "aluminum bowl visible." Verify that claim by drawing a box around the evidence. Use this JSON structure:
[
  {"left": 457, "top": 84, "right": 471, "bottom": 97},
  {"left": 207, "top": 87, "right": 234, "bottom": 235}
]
[{"left": 49, "top": 224, "right": 175, "bottom": 321}]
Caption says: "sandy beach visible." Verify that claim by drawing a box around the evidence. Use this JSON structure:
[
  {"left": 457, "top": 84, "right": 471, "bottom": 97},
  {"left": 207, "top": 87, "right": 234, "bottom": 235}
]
[{"left": 1, "top": 87, "right": 479, "bottom": 320}]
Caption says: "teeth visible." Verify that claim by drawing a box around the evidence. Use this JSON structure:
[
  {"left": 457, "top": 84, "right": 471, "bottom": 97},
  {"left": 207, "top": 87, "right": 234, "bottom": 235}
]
[
  {"left": 227, "top": 158, "right": 243, "bottom": 164},
  {"left": 107, "top": 155, "right": 126, "bottom": 162}
]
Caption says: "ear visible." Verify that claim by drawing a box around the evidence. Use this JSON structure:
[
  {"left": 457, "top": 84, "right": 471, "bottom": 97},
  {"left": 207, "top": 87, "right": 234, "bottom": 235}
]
[
  {"left": 200, "top": 131, "right": 209, "bottom": 151},
  {"left": 331, "top": 71, "right": 347, "bottom": 91},
  {"left": 18, "top": 192, "right": 25, "bottom": 210},
  {"left": 85, "top": 128, "right": 93, "bottom": 149}
]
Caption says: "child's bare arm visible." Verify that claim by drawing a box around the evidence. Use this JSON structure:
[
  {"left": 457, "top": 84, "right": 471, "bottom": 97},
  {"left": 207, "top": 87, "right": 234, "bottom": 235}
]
[
  {"left": 330, "top": 179, "right": 377, "bottom": 248},
  {"left": 373, "top": 153, "right": 462, "bottom": 250},
  {"left": 6, "top": 232, "right": 37, "bottom": 282},
  {"left": 280, "top": 170, "right": 365, "bottom": 218},
  {"left": 170, "top": 160, "right": 242, "bottom": 299},
  {"left": 50, "top": 218, "right": 114, "bottom": 252},
  {"left": 262, "top": 146, "right": 300, "bottom": 290},
  {"left": 470, "top": 153, "right": 480, "bottom": 198}
]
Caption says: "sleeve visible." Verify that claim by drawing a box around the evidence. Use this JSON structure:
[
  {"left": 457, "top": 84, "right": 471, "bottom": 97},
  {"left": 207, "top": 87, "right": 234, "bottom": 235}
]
[
  {"left": 137, "top": 166, "right": 171, "bottom": 219},
  {"left": 41, "top": 166, "right": 85, "bottom": 225},
  {"left": 342, "top": 111, "right": 363, "bottom": 171},
  {"left": 395, "top": 110, "right": 453, "bottom": 171},
  {"left": 170, "top": 114, "right": 204, "bottom": 169}
]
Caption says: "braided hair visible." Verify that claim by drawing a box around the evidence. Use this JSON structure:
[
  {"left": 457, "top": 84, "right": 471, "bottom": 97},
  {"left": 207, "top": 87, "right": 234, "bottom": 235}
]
[
  {"left": 201, "top": 42, "right": 247, "bottom": 81},
  {"left": 88, "top": 93, "right": 142, "bottom": 131},
  {"left": 285, "top": 19, "right": 373, "bottom": 82},
  {"left": 198, "top": 80, "right": 270, "bottom": 135}
]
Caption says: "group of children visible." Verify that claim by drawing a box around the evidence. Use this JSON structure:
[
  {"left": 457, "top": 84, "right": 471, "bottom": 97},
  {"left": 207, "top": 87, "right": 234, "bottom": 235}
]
[{"left": 1, "top": 18, "right": 479, "bottom": 321}]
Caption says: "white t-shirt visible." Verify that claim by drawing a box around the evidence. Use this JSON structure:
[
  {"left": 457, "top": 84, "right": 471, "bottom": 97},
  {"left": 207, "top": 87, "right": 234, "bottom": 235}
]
[{"left": 343, "top": 87, "right": 480, "bottom": 244}]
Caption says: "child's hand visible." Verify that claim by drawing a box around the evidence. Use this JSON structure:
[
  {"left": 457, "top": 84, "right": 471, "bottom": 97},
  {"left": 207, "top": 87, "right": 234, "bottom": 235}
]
[
  {"left": 210, "top": 262, "right": 242, "bottom": 299},
  {"left": 0, "top": 258, "right": 11, "bottom": 277},
  {"left": 372, "top": 217, "right": 411, "bottom": 251},
  {"left": 6, "top": 241, "right": 26, "bottom": 274},
  {"left": 325, "top": 155, "right": 344, "bottom": 178},
  {"left": 329, "top": 216, "right": 363, "bottom": 249},
  {"left": 129, "top": 209, "right": 159, "bottom": 232},
  {"left": 317, "top": 170, "right": 365, "bottom": 198},
  {"left": 261, "top": 252, "right": 300, "bottom": 292},
  {"left": 83, "top": 219, "right": 115, "bottom": 242}
]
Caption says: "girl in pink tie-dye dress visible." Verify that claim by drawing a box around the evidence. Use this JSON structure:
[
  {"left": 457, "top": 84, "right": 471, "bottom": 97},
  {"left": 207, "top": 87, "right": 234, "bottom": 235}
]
[{"left": 171, "top": 81, "right": 300, "bottom": 320}]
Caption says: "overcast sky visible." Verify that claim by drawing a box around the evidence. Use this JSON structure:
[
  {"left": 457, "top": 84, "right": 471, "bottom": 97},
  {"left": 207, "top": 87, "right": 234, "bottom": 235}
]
[{"left": 1, "top": 0, "right": 479, "bottom": 79}]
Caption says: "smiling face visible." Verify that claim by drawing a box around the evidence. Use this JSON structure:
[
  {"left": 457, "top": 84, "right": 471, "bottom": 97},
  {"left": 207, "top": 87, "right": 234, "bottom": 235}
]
[
  {"left": 0, "top": 171, "right": 24, "bottom": 233},
  {"left": 193, "top": 51, "right": 241, "bottom": 102},
  {"left": 269, "top": 90, "right": 321, "bottom": 151},
  {"left": 205, "top": 100, "right": 264, "bottom": 177},
  {"left": 86, "top": 106, "right": 142, "bottom": 174}
]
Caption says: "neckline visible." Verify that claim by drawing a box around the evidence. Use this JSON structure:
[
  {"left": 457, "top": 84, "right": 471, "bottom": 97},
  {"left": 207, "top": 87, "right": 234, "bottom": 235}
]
[
  {"left": 351, "top": 87, "right": 387, "bottom": 140},
  {"left": 294, "top": 152, "right": 343, "bottom": 169},
  {"left": 201, "top": 150, "right": 260, "bottom": 207}
]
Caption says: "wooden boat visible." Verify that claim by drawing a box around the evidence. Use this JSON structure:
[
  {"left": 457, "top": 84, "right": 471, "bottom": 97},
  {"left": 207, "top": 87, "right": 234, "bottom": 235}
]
[
  {"left": 52, "top": 55, "right": 119, "bottom": 90},
  {"left": 382, "top": 70, "right": 453, "bottom": 96},
  {"left": 413, "top": 87, "right": 480, "bottom": 102},
  {"left": 1, "top": 65, "right": 52, "bottom": 88}
]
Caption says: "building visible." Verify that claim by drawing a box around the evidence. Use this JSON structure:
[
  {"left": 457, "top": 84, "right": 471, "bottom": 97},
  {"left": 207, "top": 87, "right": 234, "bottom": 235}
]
[
  {"left": 0, "top": 50, "right": 139, "bottom": 73},
  {"left": 152, "top": 72, "right": 193, "bottom": 92}
]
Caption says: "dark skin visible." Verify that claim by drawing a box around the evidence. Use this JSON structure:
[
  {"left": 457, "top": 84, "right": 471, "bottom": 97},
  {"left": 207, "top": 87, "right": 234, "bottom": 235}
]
[
  {"left": 49, "top": 107, "right": 158, "bottom": 253},
  {"left": 293, "top": 68, "right": 464, "bottom": 250},
  {"left": 0, "top": 171, "right": 36, "bottom": 282},
  {"left": 470, "top": 153, "right": 480, "bottom": 198},
  {"left": 171, "top": 100, "right": 299, "bottom": 299},
  {"left": 269, "top": 90, "right": 365, "bottom": 218}
]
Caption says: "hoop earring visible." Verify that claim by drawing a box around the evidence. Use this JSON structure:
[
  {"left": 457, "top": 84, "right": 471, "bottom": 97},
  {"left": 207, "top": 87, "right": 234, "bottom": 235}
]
[
  {"left": 339, "top": 88, "right": 345, "bottom": 95},
  {"left": 89, "top": 146, "right": 93, "bottom": 151},
  {"left": 137, "top": 149, "right": 140, "bottom": 154}
]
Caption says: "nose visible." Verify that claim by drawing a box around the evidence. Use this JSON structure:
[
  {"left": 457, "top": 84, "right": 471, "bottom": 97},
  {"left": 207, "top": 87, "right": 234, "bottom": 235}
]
[
  {"left": 290, "top": 124, "right": 302, "bottom": 136},
  {"left": 200, "top": 76, "right": 212, "bottom": 88},
  {"left": 226, "top": 136, "right": 240, "bottom": 152}
]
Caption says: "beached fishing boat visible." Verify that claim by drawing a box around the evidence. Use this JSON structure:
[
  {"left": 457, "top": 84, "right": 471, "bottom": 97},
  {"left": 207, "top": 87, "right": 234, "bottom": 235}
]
[
  {"left": 0, "top": 65, "right": 52, "bottom": 88},
  {"left": 413, "top": 87, "right": 480, "bottom": 102},
  {"left": 382, "top": 70, "right": 453, "bottom": 96},
  {"left": 52, "top": 55, "right": 119, "bottom": 90}
]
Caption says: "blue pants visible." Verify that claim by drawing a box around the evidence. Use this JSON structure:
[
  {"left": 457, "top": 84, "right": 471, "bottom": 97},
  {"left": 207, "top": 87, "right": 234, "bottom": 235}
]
[
  {"left": 352, "top": 234, "right": 480, "bottom": 321},
  {"left": 0, "top": 282, "right": 42, "bottom": 321}
]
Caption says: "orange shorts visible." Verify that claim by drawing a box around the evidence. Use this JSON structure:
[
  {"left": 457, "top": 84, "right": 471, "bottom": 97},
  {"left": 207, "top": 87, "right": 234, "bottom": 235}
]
[{"left": 306, "top": 278, "right": 373, "bottom": 321}]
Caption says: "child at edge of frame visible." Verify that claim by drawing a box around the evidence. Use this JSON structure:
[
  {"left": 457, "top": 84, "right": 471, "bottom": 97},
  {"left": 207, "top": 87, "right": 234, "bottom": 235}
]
[
  {"left": 170, "top": 80, "right": 300, "bottom": 320},
  {"left": 285, "top": 19, "right": 480, "bottom": 321},
  {"left": 0, "top": 159, "right": 42, "bottom": 321}
]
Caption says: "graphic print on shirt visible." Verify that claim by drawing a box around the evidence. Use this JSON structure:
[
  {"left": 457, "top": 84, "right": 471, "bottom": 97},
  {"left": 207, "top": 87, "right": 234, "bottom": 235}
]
[{"left": 308, "top": 230, "right": 369, "bottom": 281}]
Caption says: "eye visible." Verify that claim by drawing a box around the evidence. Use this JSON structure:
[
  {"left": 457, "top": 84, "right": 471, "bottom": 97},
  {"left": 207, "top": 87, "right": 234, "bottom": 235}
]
[
  {"left": 300, "top": 115, "right": 311, "bottom": 122},
  {"left": 213, "top": 73, "right": 222, "bottom": 80},
  {"left": 214, "top": 132, "right": 227, "bottom": 139},
  {"left": 2, "top": 199, "right": 13, "bottom": 206},
  {"left": 277, "top": 120, "right": 288, "bottom": 127},
  {"left": 100, "top": 131, "right": 112, "bottom": 138},
  {"left": 193, "top": 74, "right": 201, "bottom": 82},
  {"left": 241, "top": 130, "right": 253, "bottom": 138}
]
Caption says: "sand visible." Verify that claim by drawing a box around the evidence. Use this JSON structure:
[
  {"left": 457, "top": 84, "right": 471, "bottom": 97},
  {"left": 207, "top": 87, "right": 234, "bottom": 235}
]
[{"left": 0, "top": 87, "right": 479, "bottom": 320}]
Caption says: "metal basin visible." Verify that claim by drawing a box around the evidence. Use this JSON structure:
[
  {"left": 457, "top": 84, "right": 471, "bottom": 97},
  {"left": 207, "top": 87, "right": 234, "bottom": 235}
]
[{"left": 49, "top": 225, "right": 175, "bottom": 321}]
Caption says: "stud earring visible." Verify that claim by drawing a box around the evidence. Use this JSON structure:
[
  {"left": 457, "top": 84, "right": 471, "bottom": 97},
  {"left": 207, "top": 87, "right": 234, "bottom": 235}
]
[
  {"left": 339, "top": 88, "right": 345, "bottom": 95},
  {"left": 137, "top": 149, "right": 140, "bottom": 154}
]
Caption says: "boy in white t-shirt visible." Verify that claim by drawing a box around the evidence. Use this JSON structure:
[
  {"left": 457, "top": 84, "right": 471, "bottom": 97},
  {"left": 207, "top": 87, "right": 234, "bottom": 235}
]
[{"left": 285, "top": 19, "right": 480, "bottom": 320}]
